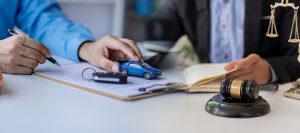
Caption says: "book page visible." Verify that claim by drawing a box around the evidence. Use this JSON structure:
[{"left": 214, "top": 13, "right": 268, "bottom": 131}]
[
  {"left": 34, "top": 62, "right": 174, "bottom": 99},
  {"left": 182, "top": 63, "right": 236, "bottom": 86},
  {"left": 188, "top": 76, "right": 224, "bottom": 93}
]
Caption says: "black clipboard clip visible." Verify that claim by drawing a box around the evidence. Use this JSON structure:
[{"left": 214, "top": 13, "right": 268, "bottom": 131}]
[{"left": 138, "top": 82, "right": 187, "bottom": 94}]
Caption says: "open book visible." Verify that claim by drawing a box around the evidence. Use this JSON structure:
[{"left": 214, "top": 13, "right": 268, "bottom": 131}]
[{"left": 180, "top": 64, "right": 237, "bottom": 93}]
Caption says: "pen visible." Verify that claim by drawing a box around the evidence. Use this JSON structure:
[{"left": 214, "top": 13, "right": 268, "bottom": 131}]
[{"left": 8, "top": 28, "right": 61, "bottom": 67}]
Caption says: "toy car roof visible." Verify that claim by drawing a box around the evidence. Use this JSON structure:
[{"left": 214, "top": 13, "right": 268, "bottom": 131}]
[{"left": 119, "top": 61, "right": 144, "bottom": 65}]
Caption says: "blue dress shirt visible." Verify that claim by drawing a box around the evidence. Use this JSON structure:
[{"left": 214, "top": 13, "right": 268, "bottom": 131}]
[
  {"left": 210, "top": 0, "right": 245, "bottom": 63},
  {"left": 0, "top": 0, "right": 95, "bottom": 62},
  {"left": 210, "top": 0, "right": 277, "bottom": 82}
]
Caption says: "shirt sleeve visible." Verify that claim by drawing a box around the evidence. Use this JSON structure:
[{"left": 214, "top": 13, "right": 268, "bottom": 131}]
[
  {"left": 16, "top": 0, "right": 95, "bottom": 62},
  {"left": 264, "top": 60, "right": 278, "bottom": 83}
]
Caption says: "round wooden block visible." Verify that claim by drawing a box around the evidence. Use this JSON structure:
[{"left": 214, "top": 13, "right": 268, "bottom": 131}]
[{"left": 205, "top": 94, "right": 270, "bottom": 118}]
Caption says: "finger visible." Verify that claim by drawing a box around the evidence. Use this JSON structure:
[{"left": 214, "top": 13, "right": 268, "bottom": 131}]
[
  {"left": 234, "top": 73, "right": 256, "bottom": 82},
  {"left": 111, "top": 51, "right": 127, "bottom": 61},
  {"left": 225, "top": 69, "right": 253, "bottom": 79},
  {"left": 235, "top": 54, "right": 260, "bottom": 69},
  {"left": 18, "top": 45, "right": 46, "bottom": 64},
  {"left": 98, "top": 57, "right": 120, "bottom": 72},
  {"left": 233, "top": 72, "right": 269, "bottom": 85},
  {"left": 103, "top": 36, "right": 136, "bottom": 61},
  {"left": 2, "top": 64, "right": 32, "bottom": 75},
  {"left": 13, "top": 56, "right": 39, "bottom": 69},
  {"left": 22, "top": 36, "right": 52, "bottom": 58},
  {"left": 224, "top": 61, "right": 238, "bottom": 71},
  {"left": 119, "top": 38, "right": 143, "bottom": 61}
]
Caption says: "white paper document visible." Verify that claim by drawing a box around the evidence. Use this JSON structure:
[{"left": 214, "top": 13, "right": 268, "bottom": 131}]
[{"left": 35, "top": 62, "right": 175, "bottom": 99}]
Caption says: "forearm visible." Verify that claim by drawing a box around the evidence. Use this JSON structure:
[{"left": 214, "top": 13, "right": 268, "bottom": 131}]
[{"left": 16, "top": 0, "right": 95, "bottom": 62}]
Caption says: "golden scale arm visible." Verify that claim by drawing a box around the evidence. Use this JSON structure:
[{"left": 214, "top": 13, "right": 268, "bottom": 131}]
[{"left": 266, "top": 0, "right": 300, "bottom": 43}]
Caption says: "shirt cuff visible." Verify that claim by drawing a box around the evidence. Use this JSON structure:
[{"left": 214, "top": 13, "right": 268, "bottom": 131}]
[
  {"left": 66, "top": 34, "right": 95, "bottom": 62},
  {"left": 264, "top": 60, "right": 278, "bottom": 83}
]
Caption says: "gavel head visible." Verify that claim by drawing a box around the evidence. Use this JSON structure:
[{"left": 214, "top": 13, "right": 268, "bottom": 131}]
[{"left": 220, "top": 79, "right": 260, "bottom": 102}]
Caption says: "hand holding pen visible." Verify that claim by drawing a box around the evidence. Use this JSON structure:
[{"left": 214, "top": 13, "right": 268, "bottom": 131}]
[
  {"left": 8, "top": 29, "right": 60, "bottom": 67},
  {"left": 0, "top": 28, "right": 59, "bottom": 74}
]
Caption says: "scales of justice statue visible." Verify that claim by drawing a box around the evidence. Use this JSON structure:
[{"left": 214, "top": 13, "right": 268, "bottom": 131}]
[{"left": 266, "top": 0, "right": 300, "bottom": 99}]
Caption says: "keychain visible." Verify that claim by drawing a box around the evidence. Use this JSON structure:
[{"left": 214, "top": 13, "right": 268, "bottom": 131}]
[{"left": 82, "top": 68, "right": 128, "bottom": 84}]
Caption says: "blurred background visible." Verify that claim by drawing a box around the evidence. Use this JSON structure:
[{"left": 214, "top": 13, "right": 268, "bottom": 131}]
[
  {"left": 58, "top": 0, "right": 198, "bottom": 66},
  {"left": 58, "top": 0, "right": 166, "bottom": 41}
]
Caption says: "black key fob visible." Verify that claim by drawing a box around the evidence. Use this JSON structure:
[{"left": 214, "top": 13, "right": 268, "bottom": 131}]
[{"left": 92, "top": 72, "right": 128, "bottom": 84}]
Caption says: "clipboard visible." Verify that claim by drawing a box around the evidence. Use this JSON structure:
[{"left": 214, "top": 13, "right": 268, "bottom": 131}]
[{"left": 34, "top": 63, "right": 180, "bottom": 101}]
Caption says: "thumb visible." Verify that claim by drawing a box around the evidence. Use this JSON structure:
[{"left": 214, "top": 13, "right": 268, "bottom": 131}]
[
  {"left": 224, "top": 61, "right": 238, "bottom": 71},
  {"left": 99, "top": 58, "right": 120, "bottom": 72}
]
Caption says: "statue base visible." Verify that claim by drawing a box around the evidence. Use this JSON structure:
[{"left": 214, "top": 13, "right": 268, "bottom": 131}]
[{"left": 293, "top": 78, "right": 300, "bottom": 89}]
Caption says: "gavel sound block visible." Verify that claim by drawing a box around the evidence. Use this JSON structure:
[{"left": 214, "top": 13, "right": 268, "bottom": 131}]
[{"left": 205, "top": 79, "right": 271, "bottom": 118}]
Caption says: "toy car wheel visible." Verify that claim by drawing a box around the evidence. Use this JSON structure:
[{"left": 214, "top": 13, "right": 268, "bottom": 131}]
[
  {"left": 144, "top": 72, "right": 151, "bottom": 80},
  {"left": 122, "top": 69, "right": 128, "bottom": 75}
]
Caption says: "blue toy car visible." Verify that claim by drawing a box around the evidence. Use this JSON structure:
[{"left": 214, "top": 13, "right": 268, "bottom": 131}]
[{"left": 119, "top": 61, "right": 162, "bottom": 80}]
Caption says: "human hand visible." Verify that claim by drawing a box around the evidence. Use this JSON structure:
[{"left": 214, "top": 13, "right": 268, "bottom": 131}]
[
  {"left": 224, "top": 54, "right": 272, "bottom": 85},
  {"left": 79, "top": 35, "right": 143, "bottom": 72},
  {"left": 0, "top": 35, "right": 52, "bottom": 74}
]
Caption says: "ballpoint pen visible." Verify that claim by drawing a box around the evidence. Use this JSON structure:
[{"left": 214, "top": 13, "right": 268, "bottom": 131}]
[{"left": 8, "top": 28, "right": 61, "bottom": 67}]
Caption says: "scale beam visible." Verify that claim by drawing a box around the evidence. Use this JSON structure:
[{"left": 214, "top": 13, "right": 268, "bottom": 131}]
[{"left": 266, "top": 0, "right": 300, "bottom": 43}]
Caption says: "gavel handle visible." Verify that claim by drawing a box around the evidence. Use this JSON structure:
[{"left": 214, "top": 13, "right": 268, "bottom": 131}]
[{"left": 260, "top": 84, "right": 279, "bottom": 91}]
